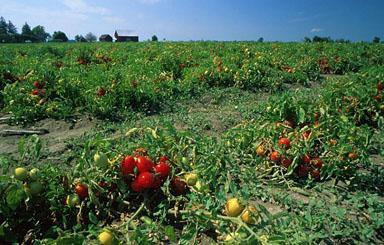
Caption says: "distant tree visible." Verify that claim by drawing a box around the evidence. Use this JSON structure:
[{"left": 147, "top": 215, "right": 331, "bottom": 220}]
[
  {"left": 52, "top": 31, "right": 68, "bottom": 42},
  {"left": 373, "top": 36, "right": 381, "bottom": 43},
  {"left": 303, "top": 37, "right": 312, "bottom": 43},
  {"left": 32, "top": 25, "right": 50, "bottom": 42},
  {"left": 7, "top": 21, "right": 17, "bottom": 34},
  {"left": 21, "top": 22, "right": 37, "bottom": 42},
  {"left": 75, "top": 34, "right": 87, "bottom": 42},
  {"left": 85, "top": 32, "right": 97, "bottom": 42},
  {"left": 257, "top": 37, "right": 264, "bottom": 43},
  {"left": 151, "top": 35, "right": 158, "bottom": 42},
  {"left": 0, "top": 17, "right": 8, "bottom": 43},
  {"left": 335, "top": 38, "right": 350, "bottom": 43},
  {"left": 312, "top": 36, "right": 333, "bottom": 43}
]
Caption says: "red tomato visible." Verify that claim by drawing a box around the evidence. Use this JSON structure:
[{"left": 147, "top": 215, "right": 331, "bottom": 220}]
[
  {"left": 281, "top": 158, "right": 292, "bottom": 168},
  {"left": 270, "top": 151, "right": 280, "bottom": 162},
  {"left": 75, "top": 183, "right": 88, "bottom": 199},
  {"left": 278, "top": 138, "right": 290, "bottom": 149},
  {"left": 375, "top": 94, "right": 382, "bottom": 102},
  {"left": 33, "top": 81, "right": 43, "bottom": 89},
  {"left": 131, "top": 179, "right": 143, "bottom": 192},
  {"left": 378, "top": 81, "right": 383, "bottom": 91},
  {"left": 136, "top": 172, "right": 154, "bottom": 189},
  {"left": 97, "top": 88, "right": 106, "bottom": 97},
  {"left": 171, "top": 177, "right": 187, "bottom": 196},
  {"left": 121, "top": 155, "right": 136, "bottom": 175},
  {"left": 311, "top": 169, "right": 321, "bottom": 180},
  {"left": 302, "top": 154, "right": 311, "bottom": 164},
  {"left": 297, "top": 165, "right": 310, "bottom": 178},
  {"left": 31, "top": 89, "right": 39, "bottom": 96},
  {"left": 312, "top": 157, "right": 323, "bottom": 169},
  {"left": 136, "top": 156, "right": 154, "bottom": 173},
  {"left": 155, "top": 162, "right": 171, "bottom": 178},
  {"left": 159, "top": 156, "right": 169, "bottom": 162}
]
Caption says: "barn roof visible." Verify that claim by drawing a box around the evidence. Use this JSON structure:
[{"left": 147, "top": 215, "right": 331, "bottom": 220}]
[{"left": 100, "top": 34, "right": 112, "bottom": 38}]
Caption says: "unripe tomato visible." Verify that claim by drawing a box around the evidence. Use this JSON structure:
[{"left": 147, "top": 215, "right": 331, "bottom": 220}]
[
  {"left": 241, "top": 205, "right": 258, "bottom": 224},
  {"left": 66, "top": 194, "right": 80, "bottom": 207},
  {"left": 98, "top": 230, "right": 115, "bottom": 245},
  {"left": 29, "top": 181, "right": 43, "bottom": 195},
  {"left": 185, "top": 173, "right": 198, "bottom": 186},
  {"left": 121, "top": 155, "right": 136, "bottom": 175},
  {"left": 94, "top": 152, "right": 109, "bottom": 169},
  {"left": 225, "top": 198, "right": 244, "bottom": 217},
  {"left": 75, "top": 183, "right": 88, "bottom": 199},
  {"left": 256, "top": 145, "right": 266, "bottom": 156},
  {"left": 278, "top": 138, "right": 290, "bottom": 149},
  {"left": 14, "top": 167, "right": 28, "bottom": 181},
  {"left": 29, "top": 168, "right": 40, "bottom": 181}
]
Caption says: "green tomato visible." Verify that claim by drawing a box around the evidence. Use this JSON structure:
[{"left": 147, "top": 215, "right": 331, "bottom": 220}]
[
  {"left": 94, "top": 152, "right": 109, "bottom": 169},
  {"left": 66, "top": 194, "right": 80, "bottom": 207},
  {"left": 29, "top": 168, "right": 40, "bottom": 181},
  {"left": 14, "top": 167, "right": 28, "bottom": 181},
  {"left": 29, "top": 182, "right": 43, "bottom": 195}
]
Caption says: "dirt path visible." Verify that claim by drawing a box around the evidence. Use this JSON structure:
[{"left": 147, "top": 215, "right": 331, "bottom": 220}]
[{"left": 0, "top": 115, "right": 97, "bottom": 159}]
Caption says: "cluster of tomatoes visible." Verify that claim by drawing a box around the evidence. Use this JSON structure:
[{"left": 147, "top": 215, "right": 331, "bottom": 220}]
[
  {"left": 257, "top": 135, "right": 323, "bottom": 180},
  {"left": 31, "top": 80, "right": 46, "bottom": 97},
  {"left": 121, "top": 150, "right": 187, "bottom": 195}
]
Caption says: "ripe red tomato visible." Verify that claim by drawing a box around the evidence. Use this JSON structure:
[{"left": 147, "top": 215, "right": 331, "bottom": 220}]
[
  {"left": 33, "top": 81, "right": 43, "bottom": 89},
  {"left": 311, "top": 169, "right": 321, "bottom": 180},
  {"left": 136, "top": 156, "right": 154, "bottom": 173},
  {"left": 171, "top": 177, "right": 187, "bottom": 196},
  {"left": 75, "top": 183, "right": 88, "bottom": 199},
  {"left": 278, "top": 138, "right": 290, "bottom": 149},
  {"left": 312, "top": 157, "right": 323, "bottom": 169},
  {"left": 297, "top": 164, "right": 310, "bottom": 178},
  {"left": 302, "top": 154, "right": 311, "bottom": 164},
  {"left": 131, "top": 179, "right": 143, "bottom": 192},
  {"left": 159, "top": 156, "right": 169, "bottom": 162},
  {"left": 31, "top": 89, "right": 39, "bottom": 96},
  {"left": 97, "top": 88, "right": 106, "bottom": 97},
  {"left": 374, "top": 94, "right": 382, "bottom": 102},
  {"left": 136, "top": 172, "right": 154, "bottom": 189},
  {"left": 270, "top": 151, "right": 280, "bottom": 162},
  {"left": 348, "top": 152, "right": 358, "bottom": 160},
  {"left": 155, "top": 162, "right": 171, "bottom": 178},
  {"left": 281, "top": 158, "right": 292, "bottom": 168},
  {"left": 121, "top": 155, "right": 136, "bottom": 175},
  {"left": 378, "top": 81, "right": 383, "bottom": 91}
]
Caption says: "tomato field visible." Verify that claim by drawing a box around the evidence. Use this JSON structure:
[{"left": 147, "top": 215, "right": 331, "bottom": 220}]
[{"left": 1, "top": 42, "right": 384, "bottom": 244}]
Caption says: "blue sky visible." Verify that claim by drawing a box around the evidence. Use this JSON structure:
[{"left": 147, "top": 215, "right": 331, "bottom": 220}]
[{"left": 0, "top": 0, "right": 383, "bottom": 41}]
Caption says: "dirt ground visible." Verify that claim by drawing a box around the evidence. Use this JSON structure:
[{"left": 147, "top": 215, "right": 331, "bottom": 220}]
[{"left": 0, "top": 114, "right": 97, "bottom": 159}]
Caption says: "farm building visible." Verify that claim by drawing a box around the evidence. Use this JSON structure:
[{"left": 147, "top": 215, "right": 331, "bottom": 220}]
[
  {"left": 99, "top": 34, "right": 113, "bottom": 42},
  {"left": 114, "top": 30, "right": 139, "bottom": 42}
]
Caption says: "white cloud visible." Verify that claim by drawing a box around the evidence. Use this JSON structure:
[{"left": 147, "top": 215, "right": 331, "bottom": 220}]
[
  {"left": 61, "top": 0, "right": 110, "bottom": 15},
  {"left": 310, "top": 28, "right": 323, "bottom": 33},
  {"left": 103, "top": 16, "right": 127, "bottom": 25}
]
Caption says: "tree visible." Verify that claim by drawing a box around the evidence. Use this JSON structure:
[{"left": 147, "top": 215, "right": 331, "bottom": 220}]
[
  {"left": 32, "top": 25, "right": 50, "bottom": 42},
  {"left": 373, "top": 36, "right": 381, "bottom": 43},
  {"left": 303, "top": 37, "right": 312, "bottom": 43},
  {"left": 257, "top": 37, "right": 264, "bottom": 43},
  {"left": 0, "top": 17, "right": 8, "bottom": 43},
  {"left": 21, "top": 22, "right": 36, "bottom": 42},
  {"left": 52, "top": 31, "right": 68, "bottom": 42},
  {"left": 75, "top": 34, "right": 87, "bottom": 42},
  {"left": 7, "top": 21, "right": 17, "bottom": 34},
  {"left": 85, "top": 32, "right": 97, "bottom": 42},
  {"left": 151, "top": 35, "right": 158, "bottom": 42}
]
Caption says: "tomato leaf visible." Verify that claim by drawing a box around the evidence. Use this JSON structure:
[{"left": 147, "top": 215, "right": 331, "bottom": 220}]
[
  {"left": 88, "top": 211, "right": 98, "bottom": 224},
  {"left": 164, "top": 225, "right": 177, "bottom": 242},
  {"left": 298, "top": 107, "right": 306, "bottom": 123},
  {"left": 6, "top": 185, "right": 26, "bottom": 210}
]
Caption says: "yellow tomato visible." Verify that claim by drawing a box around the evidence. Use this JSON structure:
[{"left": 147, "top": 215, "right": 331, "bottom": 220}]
[{"left": 225, "top": 198, "right": 244, "bottom": 217}]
